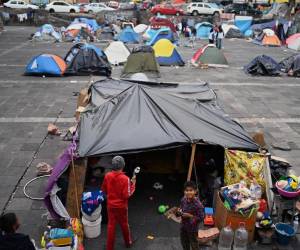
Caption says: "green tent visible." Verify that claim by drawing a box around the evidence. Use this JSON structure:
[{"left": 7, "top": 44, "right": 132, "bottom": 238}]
[
  {"left": 122, "top": 45, "right": 160, "bottom": 76},
  {"left": 191, "top": 44, "right": 228, "bottom": 68}
]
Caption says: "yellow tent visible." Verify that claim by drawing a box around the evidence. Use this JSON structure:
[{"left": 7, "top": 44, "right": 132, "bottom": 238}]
[{"left": 152, "top": 39, "right": 175, "bottom": 57}]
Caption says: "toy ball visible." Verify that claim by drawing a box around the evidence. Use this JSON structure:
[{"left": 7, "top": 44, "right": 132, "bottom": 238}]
[{"left": 158, "top": 205, "right": 168, "bottom": 214}]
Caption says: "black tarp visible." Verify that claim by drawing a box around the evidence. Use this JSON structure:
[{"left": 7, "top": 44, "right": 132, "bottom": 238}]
[
  {"left": 225, "top": 28, "right": 244, "bottom": 39},
  {"left": 64, "top": 43, "right": 111, "bottom": 76},
  {"left": 279, "top": 54, "right": 300, "bottom": 77},
  {"left": 244, "top": 55, "right": 281, "bottom": 76},
  {"left": 78, "top": 83, "right": 258, "bottom": 157},
  {"left": 88, "top": 78, "right": 217, "bottom": 107}
]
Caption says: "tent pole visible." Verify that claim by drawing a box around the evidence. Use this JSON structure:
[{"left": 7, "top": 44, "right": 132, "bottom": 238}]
[
  {"left": 71, "top": 156, "right": 80, "bottom": 219},
  {"left": 187, "top": 143, "right": 197, "bottom": 181}
]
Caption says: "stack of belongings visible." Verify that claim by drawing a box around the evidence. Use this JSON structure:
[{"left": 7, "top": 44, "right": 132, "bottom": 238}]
[
  {"left": 32, "top": 24, "right": 62, "bottom": 42},
  {"left": 220, "top": 182, "right": 260, "bottom": 215},
  {"left": 269, "top": 156, "right": 291, "bottom": 183},
  {"left": 81, "top": 191, "right": 105, "bottom": 239},
  {"left": 279, "top": 54, "right": 300, "bottom": 77},
  {"left": 244, "top": 55, "right": 281, "bottom": 76},
  {"left": 41, "top": 218, "right": 84, "bottom": 250}
]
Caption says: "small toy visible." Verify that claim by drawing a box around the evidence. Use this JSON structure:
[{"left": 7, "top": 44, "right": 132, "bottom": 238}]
[
  {"left": 204, "top": 207, "right": 214, "bottom": 226},
  {"left": 158, "top": 205, "right": 169, "bottom": 214}
]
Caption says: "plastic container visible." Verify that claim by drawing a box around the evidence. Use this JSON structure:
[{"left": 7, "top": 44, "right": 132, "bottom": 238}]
[
  {"left": 275, "top": 223, "right": 295, "bottom": 245},
  {"left": 218, "top": 224, "right": 234, "bottom": 250},
  {"left": 81, "top": 204, "right": 102, "bottom": 222},
  {"left": 233, "top": 222, "right": 248, "bottom": 250},
  {"left": 275, "top": 182, "right": 300, "bottom": 198},
  {"left": 82, "top": 216, "right": 102, "bottom": 238}
]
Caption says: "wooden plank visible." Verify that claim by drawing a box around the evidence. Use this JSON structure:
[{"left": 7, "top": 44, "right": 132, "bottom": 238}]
[
  {"left": 187, "top": 144, "right": 197, "bottom": 181},
  {"left": 66, "top": 158, "right": 87, "bottom": 218}
]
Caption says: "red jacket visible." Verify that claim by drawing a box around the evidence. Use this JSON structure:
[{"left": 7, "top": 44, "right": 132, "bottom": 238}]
[{"left": 101, "top": 171, "right": 135, "bottom": 209}]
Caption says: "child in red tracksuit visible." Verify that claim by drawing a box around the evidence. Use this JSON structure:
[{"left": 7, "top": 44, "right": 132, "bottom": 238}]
[{"left": 101, "top": 156, "right": 136, "bottom": 250}]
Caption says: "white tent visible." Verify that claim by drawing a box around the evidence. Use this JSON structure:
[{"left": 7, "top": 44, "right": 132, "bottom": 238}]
[
  {"left": 134, "top": 24, "right": 148, "bottom": 34},
  {"left": 104, "top": 41, "right": 131, "bottom": 65},
  {"left": 288, "top": 38, "right": 300, "bottom": 51}
]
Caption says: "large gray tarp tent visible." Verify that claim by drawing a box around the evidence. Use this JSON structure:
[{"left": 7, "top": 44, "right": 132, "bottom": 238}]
[
  {"left": 78, "top": 82, "right": 258, "bottom": 157},
  {"left": 88, "top": 78, "right": 217, "bottom": 107}
]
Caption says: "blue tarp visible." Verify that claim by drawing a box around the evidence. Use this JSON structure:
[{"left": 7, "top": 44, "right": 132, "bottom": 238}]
[
  {"left": 195, "top": 22, "right": 213, "bottom": 39},
  {"left": 118, "top": 27, "right": 140, "bottom": 43},
  {"left": 235, "top": 16, "right": 253, "bottom": 34},
  {"left": 147, "top": 28, "right": 175, "bottom": 46}
]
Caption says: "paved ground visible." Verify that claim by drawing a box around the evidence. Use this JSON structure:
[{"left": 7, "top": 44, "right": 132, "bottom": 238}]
[{"left": 0, "top": 26, "right": 300, "bottom": 249}]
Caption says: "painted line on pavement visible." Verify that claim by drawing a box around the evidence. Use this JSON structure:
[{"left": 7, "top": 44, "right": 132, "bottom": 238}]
[
  {"left": 0, "top": 64, "right": 26, "bottom": 67},
  {"left": 0, "top": 41, "right": 30, "bottom": 57},
  {"left": 0, "top": 117, "right": 300, "bottom": 124},
  {"left": 0, "top": 80, "right": 89, "bottom": 84},
  {"left": 210, "top": 82, "right": 300, "bottom": 87}
]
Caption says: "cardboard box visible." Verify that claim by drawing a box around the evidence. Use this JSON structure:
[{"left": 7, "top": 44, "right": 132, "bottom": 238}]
[{"left": 215, "top": 192, "right": 257, "bottom": 242}]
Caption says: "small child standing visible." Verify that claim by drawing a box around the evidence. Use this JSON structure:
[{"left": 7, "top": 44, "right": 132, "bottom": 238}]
[{"left": 177, "top": 181, "right": 204, "bottom": 250}]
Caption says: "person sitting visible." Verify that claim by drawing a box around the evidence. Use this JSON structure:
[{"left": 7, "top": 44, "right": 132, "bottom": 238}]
[{"left": 0, "top": 213, "right": 36, "bottom": 250}]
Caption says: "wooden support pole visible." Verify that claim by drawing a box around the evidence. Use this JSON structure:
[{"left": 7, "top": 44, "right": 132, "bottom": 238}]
[
  {"left": 187, "top": 143, "right": 197, "bottom": 181},
  {"left": 66, "top": 158, "right": 87, "bottom": 218}
]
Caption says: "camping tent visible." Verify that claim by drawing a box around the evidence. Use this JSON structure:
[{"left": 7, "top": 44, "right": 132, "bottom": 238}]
[
  {"left": 122, "top": 45, "right": 160, "bottom": 76},
  {"left": 87, "top": 78, "right": 217, "bottom": 107},
  {"left": 72, "top": 18, "right": 99, "bottom": 32},
  {"left": 64, "top": 23, "right": 93, "bottom": 41},
  {"left": 244, "top": 55, "right": 281, "bottom": 76},
  {"left": 152, "top": 39, "right": 184, "bottom": 66},
  {"left": 134, "top": 24, "right": 148, "bottom": 34},
  {"left": 191, "top": 44, "right": 228, "bottom": 67},
  {"left": 195, "top": 22, "right": 213, "bottom": 39},
  {"left": 64, "top": 43, "right": 111, "bottom": 76},
  {"left": 118, "top": 27, "right": 140, "bottom": 43},
  {"left": 286, "top": 33, "right": 300, "bottom": 51},
  {"left": 222, "top": 24, "right": 244, "bottom": 39},
  {"left": 149, "top": 16, "right": 177, "bottom": 33},
  {"left": 104, "top": 41, "right": 131, "bottom": 65},
  {"left": 32, "top": 24, "right": 62, "bottom": 42},
  {"left": 253, "top": 29, "right": 281, "bottom": 46},
  {"left": 234, "top": 16, "right": 253, "bottom": 34},
  {"left": 147, "top": 27, "right": 176, "bottom": 46},
  {"left": 78, "top": 83, "right": 258, "bottom": 157},
  {"left": 25, "top": 54, "right": 66, "bottom": 76},
  {"left": 279, "top": 54, "right": 300, "bottom": 77}
]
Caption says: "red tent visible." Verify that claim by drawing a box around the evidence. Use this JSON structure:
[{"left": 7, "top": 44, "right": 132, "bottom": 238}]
[{"left": 149, "top": 16, "right": 177, "bottom": 33}]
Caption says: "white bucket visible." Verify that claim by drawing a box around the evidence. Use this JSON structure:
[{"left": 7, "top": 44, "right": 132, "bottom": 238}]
[
  {"left": 82, "top": 216, "right": 102, "bottom": 239},
  {"left": 81, "top": 204, "right": 102, "bottom": 222}
]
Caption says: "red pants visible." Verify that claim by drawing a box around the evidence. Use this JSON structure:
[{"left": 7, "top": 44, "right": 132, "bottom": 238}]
[{"left": 107, "top": 207, "right": 132, "bottom": 250}]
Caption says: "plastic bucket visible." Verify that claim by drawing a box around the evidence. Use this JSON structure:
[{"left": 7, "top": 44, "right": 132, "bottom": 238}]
[
  {"left": 275, "top": 223, "right": 295, "bottom": 245},
  {"left": 81, "top": 204, "right": 102, "bottom": 222},
  {"left": 82, "top": 216, "right": 102, "bottom": 239}
]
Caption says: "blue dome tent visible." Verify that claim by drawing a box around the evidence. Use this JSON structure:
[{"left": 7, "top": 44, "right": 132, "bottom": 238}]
[
  {"left": 118, "top": 27, "right": 140, "bottom": 43},
  {"left": 195, "top": 22, "right": 213, "bottom": 39}
]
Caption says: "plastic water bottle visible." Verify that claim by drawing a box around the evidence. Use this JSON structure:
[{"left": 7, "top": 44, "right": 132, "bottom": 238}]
[
  {"left": 218, "top": 224, "right": 234, "bottom": 250},
  {"left": 233, "top": 223, "right": 248, "bottom": 250},
  {"left": 294, "top": 216, "right": 299, "bottom": 234}
]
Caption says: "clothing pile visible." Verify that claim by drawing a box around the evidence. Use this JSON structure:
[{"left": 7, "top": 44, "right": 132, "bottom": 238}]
[
  {"left": 220, "top": 182, "right": 260, "bottom": 215},
  {"left": 81, "top": 190, "right": 105, "bottom": 216},
  {"left": 17, "top": 13, "right": 28, "bottom": 22}
]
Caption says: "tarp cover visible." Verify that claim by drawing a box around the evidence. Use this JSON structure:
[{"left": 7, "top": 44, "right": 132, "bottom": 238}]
[
  {"left": 88, "top": 78, "right": 217, "bottom": 107},
  {"left": 279, "top": 54, "right": 300, "bottom": 77},
  {"left": 78, "top": 83, "right": 258, "bottom": 157},
  {"left": 244, "top": 55, "right": 281, "bottom": 76}
]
